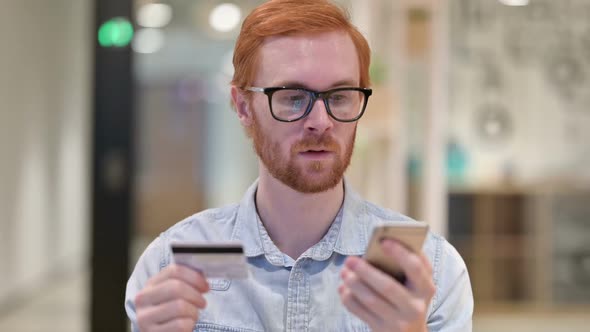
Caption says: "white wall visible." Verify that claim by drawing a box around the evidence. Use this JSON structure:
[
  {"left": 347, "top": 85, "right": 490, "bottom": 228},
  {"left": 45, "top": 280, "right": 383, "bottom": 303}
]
[
  {"left": 449, "top": 0, "right": 590, "bottom": 188},
  {"left": 0, "top": 0, "right": 91, "bottom": 305}
]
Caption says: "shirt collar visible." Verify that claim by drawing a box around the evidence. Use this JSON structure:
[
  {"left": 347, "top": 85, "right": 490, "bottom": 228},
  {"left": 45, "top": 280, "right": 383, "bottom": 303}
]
[
  {"left": 231, "top": 179, "right": 266, "bottom": 257},
  {"left": 333, "top": 179, "right": 370, "bottom": 256},
  {"left": 231, "top": 178, "right": 371, "bottom": 263}
]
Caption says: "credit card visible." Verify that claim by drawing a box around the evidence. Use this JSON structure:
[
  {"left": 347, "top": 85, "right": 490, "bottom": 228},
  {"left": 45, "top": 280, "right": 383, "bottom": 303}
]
[{"left": 171, "top": 242, "right": 249, "bottom": 279}]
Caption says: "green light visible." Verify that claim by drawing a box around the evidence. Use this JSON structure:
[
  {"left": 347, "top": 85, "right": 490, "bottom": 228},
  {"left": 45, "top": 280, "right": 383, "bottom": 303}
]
[{"left": 98, "top": 17, "right": 134, "bottom": 47}]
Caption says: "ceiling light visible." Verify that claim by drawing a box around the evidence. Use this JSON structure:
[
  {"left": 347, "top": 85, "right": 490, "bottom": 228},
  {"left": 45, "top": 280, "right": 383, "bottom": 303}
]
[
  {"left": 209, "top": 3, "right": 242, "bottom": 32},
  {"left": 498, "top": 0, "right": 529, "bottom": 6},
  {"left": 137, "top": 3, "right": 173, "bottom": 28}
]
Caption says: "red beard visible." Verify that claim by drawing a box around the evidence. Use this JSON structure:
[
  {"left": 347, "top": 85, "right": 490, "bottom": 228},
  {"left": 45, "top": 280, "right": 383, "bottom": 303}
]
[{"left": 248, "top": 111, "right": 355, "bottom": 193}]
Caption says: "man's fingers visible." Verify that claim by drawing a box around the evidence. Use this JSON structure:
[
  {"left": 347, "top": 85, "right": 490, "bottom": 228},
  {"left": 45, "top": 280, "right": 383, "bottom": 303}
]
[
  {"left": 136, "top": 264, "right": 210, "bottom": 331},
  {"left": 136, "top": 278, "right": 207, "bottom": 308},
  {"left": 150, "top": 318, "right": 196, "bottom": 332},
  {"left": 338, "top": 283, "right": 383, "bottom": 330},
  {"left": 146, "top": 264, "right": 210, "bottom": 293},
  {"left": 345, "top": 256, "right": 413, "bottom": 307},
  {"left": 382, "top": 240, "right": 435, "bottom": 298},
  {"left": 341, "top": 268, "right": 397, "bottom": 319},
  {"left": 419, "top": 253, "right": 433, "bottom": 275},
  {"left": 137, "top": 298, "right": 201, "bottom": 327}
]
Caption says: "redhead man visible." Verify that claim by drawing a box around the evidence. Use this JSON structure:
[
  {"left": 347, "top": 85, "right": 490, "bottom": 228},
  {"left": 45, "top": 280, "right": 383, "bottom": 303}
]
[{"left": 125, "top": 1, "right": 473, "bottom": 331}]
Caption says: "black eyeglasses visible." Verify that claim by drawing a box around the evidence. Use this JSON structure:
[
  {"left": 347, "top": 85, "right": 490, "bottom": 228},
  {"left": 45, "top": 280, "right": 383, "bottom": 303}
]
[{"left": 244, "top": 86, "right": 372, "bottom": 123}]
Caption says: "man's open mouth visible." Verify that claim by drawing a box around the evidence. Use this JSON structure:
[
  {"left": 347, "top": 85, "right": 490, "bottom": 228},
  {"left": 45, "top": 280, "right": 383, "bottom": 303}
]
[{"left": 299, "top": 149, "right": 333, "bottom": 158}]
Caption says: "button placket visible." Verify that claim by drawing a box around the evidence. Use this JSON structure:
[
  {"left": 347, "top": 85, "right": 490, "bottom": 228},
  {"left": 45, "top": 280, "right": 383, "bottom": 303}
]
[{"left": 286, "top": 260, "right": 310, "bottom": 332}]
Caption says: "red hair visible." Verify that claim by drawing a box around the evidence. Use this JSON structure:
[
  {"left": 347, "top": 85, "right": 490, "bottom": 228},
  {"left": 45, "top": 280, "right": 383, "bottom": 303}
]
[{"left": 231, "top": 0, "right": 371, "bottom": 90}]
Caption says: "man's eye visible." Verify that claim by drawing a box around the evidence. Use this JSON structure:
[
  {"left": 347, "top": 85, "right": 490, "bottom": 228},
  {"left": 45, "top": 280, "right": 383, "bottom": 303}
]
[
  {"left": 289, "top": 95, "right": 306, "bottom": 102},
  {"left": 291, "top": 99, "right": 304, "bottom": 110},
  {"left": 330, "top": 94, "right": 348, "bottom": 102}
]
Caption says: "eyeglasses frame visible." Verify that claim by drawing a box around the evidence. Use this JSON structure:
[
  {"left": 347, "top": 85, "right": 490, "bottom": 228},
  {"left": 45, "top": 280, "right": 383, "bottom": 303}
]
[{"left": 244, "top": 86, "right": 373, "bottom": 123}]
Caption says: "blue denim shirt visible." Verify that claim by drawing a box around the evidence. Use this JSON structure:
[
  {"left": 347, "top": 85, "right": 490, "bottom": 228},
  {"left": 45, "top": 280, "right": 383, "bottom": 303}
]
[{"left": 126, "top": 180, "right": 473, "bottom": 331}]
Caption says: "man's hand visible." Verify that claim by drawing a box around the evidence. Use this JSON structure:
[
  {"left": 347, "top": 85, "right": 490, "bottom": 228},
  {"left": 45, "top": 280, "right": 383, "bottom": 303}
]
[
  {"left": 135, "top": 264, "right": 210, "bottom": 332},
  {"left": 339, "top": 239, "right": 435, "bottom": 332}
]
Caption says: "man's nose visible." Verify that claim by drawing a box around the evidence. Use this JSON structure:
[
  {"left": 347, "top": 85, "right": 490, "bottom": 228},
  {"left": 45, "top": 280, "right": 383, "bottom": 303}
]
[{"left": 303, "top": 98, "right": 334, "bottom": 133}]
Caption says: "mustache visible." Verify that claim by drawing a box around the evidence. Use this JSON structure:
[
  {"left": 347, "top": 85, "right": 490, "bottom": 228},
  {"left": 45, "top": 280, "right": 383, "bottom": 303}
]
[{"left": 292, "top": 134, "right": 340, "bottom": 152}]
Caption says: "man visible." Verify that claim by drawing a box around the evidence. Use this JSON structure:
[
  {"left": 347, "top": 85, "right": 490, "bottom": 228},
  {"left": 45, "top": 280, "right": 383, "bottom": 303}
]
[{"left": 125, "top": 0, "right": 473, "bottom": 331}]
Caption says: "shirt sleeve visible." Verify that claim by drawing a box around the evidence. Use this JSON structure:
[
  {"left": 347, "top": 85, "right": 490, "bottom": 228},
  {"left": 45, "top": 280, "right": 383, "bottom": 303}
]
[
  {"left": 426, "top": 237, "right": 474, "bottom": 332},
  {"left": 125, "top": 235, "right": 169, "bottom": 332}
]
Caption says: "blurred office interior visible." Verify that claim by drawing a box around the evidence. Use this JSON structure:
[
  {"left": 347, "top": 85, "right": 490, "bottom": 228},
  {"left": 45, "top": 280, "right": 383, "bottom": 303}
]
[{"left": 0, "top": 0, "right": 589, "bottom": 331}]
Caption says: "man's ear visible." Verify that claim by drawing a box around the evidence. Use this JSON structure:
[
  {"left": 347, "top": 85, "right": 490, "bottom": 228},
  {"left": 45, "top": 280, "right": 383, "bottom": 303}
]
[{"left": 231, "top": 85, "right": 253, "bottom": 126}]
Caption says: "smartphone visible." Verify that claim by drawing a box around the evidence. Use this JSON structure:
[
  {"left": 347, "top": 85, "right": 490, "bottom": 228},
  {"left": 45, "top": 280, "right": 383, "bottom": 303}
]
[
  {"left": 364, "top": 223, "right": 429, "bottom": 284},
  {"left": 171, "top": 241, "right": 249, "bottom": 279}
]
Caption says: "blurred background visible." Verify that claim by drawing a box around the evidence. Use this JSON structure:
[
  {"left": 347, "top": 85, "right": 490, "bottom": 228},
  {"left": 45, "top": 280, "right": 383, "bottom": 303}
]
[{"left": 0, "top": 0, "right": 589, "bottom": 331}]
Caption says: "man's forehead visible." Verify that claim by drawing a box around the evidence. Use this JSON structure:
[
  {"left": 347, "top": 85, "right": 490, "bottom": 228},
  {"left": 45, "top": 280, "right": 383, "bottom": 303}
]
[
  {"left": 261, "top": 31, "right": 352, "bottom": 54},
  {"left": 255, "top": 31, "right": 360, "bottom": 87}
]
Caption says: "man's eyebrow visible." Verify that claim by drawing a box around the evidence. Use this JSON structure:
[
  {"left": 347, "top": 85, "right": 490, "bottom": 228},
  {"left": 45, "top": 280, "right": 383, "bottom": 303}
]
[
  {"left": 272, "top": 80, "right": 359, "bottom": 89},
  {"left": 329, "top": 80, "right": 359, "bottom": 88}
]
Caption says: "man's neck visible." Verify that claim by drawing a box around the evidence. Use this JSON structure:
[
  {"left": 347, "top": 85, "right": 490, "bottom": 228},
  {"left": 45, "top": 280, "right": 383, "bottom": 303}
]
[{"left": 255, "top": 171, "right": 345, "bottom": 260}]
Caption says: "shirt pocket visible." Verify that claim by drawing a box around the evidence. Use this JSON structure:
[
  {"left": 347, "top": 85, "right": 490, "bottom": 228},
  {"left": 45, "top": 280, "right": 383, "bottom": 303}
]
[
  {"left": 194, "top": 322, "right": 263, "bottom": 332},
  {"left": 207, "top": 278, "right": 231, "bottom": 291},
  {"left": 342, "top": 314, "right": 371, "bottom": 332},
  {"left": 347, "top": 324, "right": 371, "bottom": 332}
]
